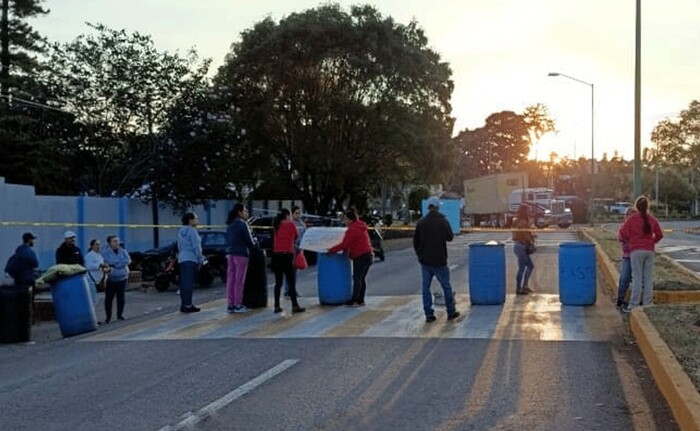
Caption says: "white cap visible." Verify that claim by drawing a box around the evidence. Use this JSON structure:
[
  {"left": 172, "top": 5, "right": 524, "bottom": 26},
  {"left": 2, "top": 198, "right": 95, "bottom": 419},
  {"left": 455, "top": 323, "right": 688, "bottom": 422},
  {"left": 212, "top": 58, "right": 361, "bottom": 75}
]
[{"left": 64, "top": 231, "right": 77, "bottom": 239}]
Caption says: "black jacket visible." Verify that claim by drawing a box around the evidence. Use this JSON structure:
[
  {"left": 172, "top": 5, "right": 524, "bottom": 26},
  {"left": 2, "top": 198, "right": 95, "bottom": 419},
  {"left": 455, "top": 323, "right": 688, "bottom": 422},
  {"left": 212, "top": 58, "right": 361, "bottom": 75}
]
[
  {"left": 413, "top": 210, "right": 454, "bottom": 267},
  {"left": 55, "top": 243, "right": 84, "bottom": 266}
]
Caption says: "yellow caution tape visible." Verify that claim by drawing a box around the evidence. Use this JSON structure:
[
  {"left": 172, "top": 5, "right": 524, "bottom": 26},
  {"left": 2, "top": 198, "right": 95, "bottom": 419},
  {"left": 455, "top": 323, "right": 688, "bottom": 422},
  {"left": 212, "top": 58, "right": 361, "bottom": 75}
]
[{"left": 0, "top": 221, "right": 696, "bottom": 234}]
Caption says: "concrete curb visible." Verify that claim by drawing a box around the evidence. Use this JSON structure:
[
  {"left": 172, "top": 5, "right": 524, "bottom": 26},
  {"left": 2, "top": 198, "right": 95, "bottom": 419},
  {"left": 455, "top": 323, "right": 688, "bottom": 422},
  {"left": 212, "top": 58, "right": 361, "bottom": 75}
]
[
  {"left": 582, "top": 228, "right": 700, "bottom": 430},
  {"left": 580, "top": 229, "right": 700, "bottom": 304},
  {"left": 630, "top": 309, "right": 700, "bottom": 431}
]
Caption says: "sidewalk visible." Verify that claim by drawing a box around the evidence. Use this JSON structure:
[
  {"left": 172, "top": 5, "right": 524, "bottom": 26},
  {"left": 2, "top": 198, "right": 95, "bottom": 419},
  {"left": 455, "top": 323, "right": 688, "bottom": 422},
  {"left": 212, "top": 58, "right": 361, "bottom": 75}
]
[{"left": 28, "top": 283, "right": 228, "bottom": 344}]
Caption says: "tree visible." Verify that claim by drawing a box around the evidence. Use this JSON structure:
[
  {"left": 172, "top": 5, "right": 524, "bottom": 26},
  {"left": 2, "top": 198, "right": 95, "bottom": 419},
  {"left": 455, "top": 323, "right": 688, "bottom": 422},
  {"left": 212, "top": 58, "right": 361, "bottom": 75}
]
[
  {"left": 407, "top": 185, "right": 430, "bottom": 213},
  {"left": 215, "top": 4, "right": 455, "bottom": 214},
  {"left": 0, "top": 0, "right": 47, "bottom": 93},
  {"left": 0, "top": 0, "right": 77, "bottom": 193},
  {"left": 650, "top": 100, "right": 700, "bottom": 167},
  {"left": 451, "top": 104, "right": 555, "bottom": 188},
  {"left": 42, "top": 23, "right": 211, "bottom": 198}
]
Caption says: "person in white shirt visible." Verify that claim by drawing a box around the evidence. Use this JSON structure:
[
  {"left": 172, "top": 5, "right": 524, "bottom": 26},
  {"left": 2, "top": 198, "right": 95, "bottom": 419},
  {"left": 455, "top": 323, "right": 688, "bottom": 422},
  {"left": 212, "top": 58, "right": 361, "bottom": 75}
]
[{"left": 84, "top": 239, "right": 110, "bottom": 317}]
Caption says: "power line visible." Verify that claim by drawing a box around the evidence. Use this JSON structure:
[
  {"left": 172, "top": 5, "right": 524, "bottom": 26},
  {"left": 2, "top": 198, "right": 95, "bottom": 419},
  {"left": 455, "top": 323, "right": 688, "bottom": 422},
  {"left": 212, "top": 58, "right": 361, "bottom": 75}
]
[{"left": 0, "top": 94, "right": 68, "bottom": 113}]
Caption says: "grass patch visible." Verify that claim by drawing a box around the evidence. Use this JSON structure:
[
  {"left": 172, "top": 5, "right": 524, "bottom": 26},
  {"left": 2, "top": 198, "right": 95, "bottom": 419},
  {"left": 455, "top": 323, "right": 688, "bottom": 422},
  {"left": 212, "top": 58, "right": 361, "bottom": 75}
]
[
  {"left": 587, "top": 229, "right": 700, "bottom": 291},
  {"left": 645, "top": 304, "right": 700, "bottom": 393}
]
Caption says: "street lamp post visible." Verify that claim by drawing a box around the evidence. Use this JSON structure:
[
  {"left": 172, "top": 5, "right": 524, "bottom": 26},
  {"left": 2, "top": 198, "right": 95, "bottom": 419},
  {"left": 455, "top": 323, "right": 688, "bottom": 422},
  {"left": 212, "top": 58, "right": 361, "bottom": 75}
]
[{"left": 548, "top": 72, "right": 595, "bottom": 223}]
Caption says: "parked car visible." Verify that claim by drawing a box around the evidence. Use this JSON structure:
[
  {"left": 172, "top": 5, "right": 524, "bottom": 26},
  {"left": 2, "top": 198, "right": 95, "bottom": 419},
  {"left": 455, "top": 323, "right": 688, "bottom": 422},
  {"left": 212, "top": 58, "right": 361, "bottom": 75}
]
[
  {"left": 608, "top": 202, "right": 633, "bottom": 214},
  {"left": 129, "top": 230, "right": 228, "bottom": 290}
]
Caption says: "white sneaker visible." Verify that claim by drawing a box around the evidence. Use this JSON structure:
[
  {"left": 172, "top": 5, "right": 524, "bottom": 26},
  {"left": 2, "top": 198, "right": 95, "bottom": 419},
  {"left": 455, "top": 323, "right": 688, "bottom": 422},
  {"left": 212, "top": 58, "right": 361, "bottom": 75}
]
[{"left": 233, "top": 305, "right": 250, "bottom": 313}]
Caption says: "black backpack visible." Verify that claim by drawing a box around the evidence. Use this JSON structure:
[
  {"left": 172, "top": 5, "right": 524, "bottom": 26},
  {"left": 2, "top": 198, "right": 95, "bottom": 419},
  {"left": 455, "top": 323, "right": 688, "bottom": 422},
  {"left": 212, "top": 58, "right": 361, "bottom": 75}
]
[{"left": 4, "top": 253, "right": 19, "bottom": 278}]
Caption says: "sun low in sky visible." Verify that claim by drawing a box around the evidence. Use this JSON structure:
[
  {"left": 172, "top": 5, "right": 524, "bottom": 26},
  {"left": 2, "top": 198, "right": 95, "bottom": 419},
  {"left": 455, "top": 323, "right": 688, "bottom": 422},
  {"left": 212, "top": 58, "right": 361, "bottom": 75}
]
[{"left": 34, "top": 0, "right": 700, "bottom": 161}]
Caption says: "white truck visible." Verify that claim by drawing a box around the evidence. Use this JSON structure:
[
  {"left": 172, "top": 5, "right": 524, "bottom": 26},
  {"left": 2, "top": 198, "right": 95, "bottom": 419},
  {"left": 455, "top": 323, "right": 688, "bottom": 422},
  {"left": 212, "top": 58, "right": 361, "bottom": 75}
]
[{"left": 464, "top": 172, "right": 572, "bottom": 228}]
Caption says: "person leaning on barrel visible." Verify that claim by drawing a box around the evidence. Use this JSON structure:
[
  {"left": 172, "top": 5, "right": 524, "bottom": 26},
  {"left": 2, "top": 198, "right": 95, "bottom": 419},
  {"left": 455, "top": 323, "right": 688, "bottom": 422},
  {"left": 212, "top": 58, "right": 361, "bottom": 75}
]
[{"left": 327, "top": 208, "right": 374, "bottom": 307}]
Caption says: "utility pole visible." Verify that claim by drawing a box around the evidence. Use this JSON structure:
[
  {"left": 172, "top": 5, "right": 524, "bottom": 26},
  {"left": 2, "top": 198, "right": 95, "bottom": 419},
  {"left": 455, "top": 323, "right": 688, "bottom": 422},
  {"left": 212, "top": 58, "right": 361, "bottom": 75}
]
[{"left": 633, "top": 0, "right": 642, "bottom": 197}]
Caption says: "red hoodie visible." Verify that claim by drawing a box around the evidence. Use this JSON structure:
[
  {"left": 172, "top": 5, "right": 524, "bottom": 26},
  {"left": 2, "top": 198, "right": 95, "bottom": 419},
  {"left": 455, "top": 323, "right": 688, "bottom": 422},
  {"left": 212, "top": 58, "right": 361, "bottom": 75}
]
[
  {"left": 328, "top": 220, "right": 373, "bottom": 259},
  {"left": 618, "top": 212, "right": 663, "bottom": 252},
  {"left": 273, "top": 220, "right": 298, "bottom": 253}
]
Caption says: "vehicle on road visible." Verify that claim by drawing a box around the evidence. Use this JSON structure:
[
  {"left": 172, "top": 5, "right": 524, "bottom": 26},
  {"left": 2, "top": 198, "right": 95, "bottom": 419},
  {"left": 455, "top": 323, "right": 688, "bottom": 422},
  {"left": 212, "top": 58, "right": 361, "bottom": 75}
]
[
  {"left": 464, "top": 172, "right": 572, "bottom": 228},
  {"left": 129, "top": 230, "right": 228, "bottom": 291},
  {"left": 608, "top": 202, "right": 632, "bottom": 214}
]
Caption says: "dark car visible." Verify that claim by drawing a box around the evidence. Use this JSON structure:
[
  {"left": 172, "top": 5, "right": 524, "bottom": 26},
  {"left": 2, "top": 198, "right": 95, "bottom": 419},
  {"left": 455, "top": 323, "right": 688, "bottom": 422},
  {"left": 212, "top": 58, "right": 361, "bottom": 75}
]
[{"left": 129, "top": 230, "right": 229, "bottom": 289}]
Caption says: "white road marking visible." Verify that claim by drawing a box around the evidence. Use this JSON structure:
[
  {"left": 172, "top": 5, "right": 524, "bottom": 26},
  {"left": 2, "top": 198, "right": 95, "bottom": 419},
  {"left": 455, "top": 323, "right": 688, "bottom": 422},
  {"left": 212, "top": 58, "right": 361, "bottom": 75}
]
[{"left": 157, "top": 359, "right": 299, "bottom": 431}]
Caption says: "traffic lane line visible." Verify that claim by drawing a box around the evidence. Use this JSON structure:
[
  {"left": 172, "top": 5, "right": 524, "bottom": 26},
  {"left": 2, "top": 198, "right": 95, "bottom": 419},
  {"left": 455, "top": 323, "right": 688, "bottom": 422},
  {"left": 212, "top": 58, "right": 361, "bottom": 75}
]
[{"left": 157, "top": 359, "right": 299, "bottom": 431}]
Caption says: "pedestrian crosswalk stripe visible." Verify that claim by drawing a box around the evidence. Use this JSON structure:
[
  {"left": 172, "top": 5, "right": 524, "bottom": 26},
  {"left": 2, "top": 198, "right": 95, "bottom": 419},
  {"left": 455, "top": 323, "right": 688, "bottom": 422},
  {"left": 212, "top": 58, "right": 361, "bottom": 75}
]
[
  {"left": 83, "top": 293, "right": 618, "bottom": 343},
  {"left": 321, "top": 296, "right": 414, "bottom": 338}
]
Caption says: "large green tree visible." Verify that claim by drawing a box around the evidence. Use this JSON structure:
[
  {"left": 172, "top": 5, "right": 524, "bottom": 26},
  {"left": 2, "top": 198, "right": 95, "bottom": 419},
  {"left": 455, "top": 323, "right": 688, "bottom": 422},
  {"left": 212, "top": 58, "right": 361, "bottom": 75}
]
[
  {"left": 215, "top": 4, "right": 455, "bottom": 214},
  {"left": 650, "top": 100, "right": 700, "bottom": 167},
  {"left": 451, "top": 104, "right": 555, "bottom": 189},
  {"left": 0, "top": 0, "right": 77, "bottom": 193},
  {"left": 42, "top": 23, "right": 211, "bottom": 198}
]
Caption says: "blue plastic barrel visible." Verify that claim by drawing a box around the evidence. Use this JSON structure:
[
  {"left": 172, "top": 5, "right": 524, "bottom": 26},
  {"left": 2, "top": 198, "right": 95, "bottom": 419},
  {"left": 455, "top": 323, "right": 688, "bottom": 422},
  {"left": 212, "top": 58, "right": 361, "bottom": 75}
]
[
  {"left": 317, "top": 253, "right": 352, "bottom": 305},
  {"left": 50, "top": 274, "right": 97, "bottom": 337},
  {"left": 558, "top": 242, "right": 597, "bottom": 305},
  {"left": 469, "top": 242, "right": 506, "bottom": 305}
]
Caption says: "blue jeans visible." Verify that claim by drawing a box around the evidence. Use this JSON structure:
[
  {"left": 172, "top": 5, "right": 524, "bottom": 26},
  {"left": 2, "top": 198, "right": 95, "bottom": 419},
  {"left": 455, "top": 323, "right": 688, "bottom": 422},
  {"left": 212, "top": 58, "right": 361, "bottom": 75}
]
[
  {"left": 179, "top": 261, "right": 198, "bottom": 307},
  {"left": 617, "top": 257, "right": 632, "bottom": 305},
  {"left": 513, "top": 242, "right": 534, "bottom": 290},
  {"left": 421, "top": 264, "right": 456, "bottom": 317}
]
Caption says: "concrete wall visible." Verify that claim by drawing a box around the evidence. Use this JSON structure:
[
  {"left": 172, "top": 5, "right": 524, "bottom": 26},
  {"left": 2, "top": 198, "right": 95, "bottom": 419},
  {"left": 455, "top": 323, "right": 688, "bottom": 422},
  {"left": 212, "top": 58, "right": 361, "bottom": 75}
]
[{"left": 0, "top": 177, "right": 297, "bottom": 271}]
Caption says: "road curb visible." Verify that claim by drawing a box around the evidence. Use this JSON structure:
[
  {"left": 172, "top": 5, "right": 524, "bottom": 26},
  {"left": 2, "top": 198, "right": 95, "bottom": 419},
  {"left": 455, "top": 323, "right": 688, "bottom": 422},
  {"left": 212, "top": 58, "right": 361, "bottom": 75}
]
[
  {"left": 580, "top": 230, "right": 700, "bottom": 304},
  {"left": 582, "top": 228, "right": 700, "bottom": 430},
  {"left": 630, "top": 309, "right": 700, "bottom": 431},
  {"left": 579, "top": 230, "right": 618, "bottom": 297}
]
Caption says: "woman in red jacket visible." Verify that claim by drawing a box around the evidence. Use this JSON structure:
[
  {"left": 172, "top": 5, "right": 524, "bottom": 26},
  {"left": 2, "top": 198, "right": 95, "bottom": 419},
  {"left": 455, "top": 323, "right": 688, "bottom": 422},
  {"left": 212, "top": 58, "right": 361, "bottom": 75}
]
[
  {"left": 328, "top": 208, "right": 374, "bottom": 306},
  {"left": 619, "top": 196, "right": 663, "bottom": 312},
  {"left": 272, "top": 209, "right": 305, "bottom": 314}
]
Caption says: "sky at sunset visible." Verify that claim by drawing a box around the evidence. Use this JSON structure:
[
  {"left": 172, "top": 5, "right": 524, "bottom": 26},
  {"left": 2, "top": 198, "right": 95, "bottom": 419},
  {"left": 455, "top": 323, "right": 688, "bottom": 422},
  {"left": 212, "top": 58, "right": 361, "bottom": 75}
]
[{"left": 33, "top": 1, "right": 700, "bottom": 161}]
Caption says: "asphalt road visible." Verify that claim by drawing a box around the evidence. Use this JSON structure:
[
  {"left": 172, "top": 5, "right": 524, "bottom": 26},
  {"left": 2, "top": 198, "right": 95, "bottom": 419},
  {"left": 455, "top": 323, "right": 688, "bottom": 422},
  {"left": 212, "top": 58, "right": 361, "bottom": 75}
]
[{"left": 0, "top": 231, "right": 679, "bottom": 431}]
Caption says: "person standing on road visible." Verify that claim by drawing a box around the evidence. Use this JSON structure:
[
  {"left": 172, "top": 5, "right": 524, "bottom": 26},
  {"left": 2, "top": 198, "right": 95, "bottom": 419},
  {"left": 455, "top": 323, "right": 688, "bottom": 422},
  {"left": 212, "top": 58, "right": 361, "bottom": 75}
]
[
  {"left": 328, "top": 208, "right": 374, "bottom": 307},
  {"left": 284, "top": 206, "right": 307, "bottom": 299},
  {"left": 616, "top": 207, "right": 637, "bottom": 309},
  {"left": 5, "top": 232, "right": 39, "bottom": 286},
  {"left": 619, "top": 196, "right": 663, "bottom": 313},
  {"left": 413, "top": 197, "right": 460, "bottom": 322},
  {"left": 102, "top": 235, "right": 131, "bottom": 323},
  {"left": 512, "top": 203, "right": 535, "bottom": 295},
  {"left": 55, "top": 231, "right": 84, "bottom": 266},
  {"left": 272, "top": 208, "right": 305, "bottom": 314},
  {"left": 225, "top": 203, "right": 255, "bottom": 314},
  {"left": 177, "top": 213, "right": 207, "bottom": 314},
  {"left": 85, "top": 239, "right": 110, "bottom": 312}
]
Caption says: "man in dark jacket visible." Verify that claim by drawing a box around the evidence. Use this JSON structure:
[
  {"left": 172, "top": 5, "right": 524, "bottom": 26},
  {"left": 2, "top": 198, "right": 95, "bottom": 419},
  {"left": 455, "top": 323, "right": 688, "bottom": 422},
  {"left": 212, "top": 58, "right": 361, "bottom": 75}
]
[
  {"left": 56, "top": 231, "right": 84, "bottom": 265},
  {"left": 6, "top": 232, "right": 40, "bottom": 286},
  {"left": 413, "top": 197, "right": 459, "bottom": 322}
]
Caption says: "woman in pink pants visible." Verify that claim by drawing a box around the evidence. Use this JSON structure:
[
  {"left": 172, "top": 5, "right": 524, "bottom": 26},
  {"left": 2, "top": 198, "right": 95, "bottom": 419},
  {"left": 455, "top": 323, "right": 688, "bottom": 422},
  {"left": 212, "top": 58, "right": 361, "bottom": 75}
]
[{"left": 225, "top": 203, "right": 255, "bottom": 313}]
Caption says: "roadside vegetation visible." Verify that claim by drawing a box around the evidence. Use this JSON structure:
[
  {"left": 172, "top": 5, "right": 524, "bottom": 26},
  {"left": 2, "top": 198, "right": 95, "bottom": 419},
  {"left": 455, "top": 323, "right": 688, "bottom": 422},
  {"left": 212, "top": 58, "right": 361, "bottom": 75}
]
[
  {"left": 645, "top": 304, "right": 700, "bottom": 393},
  {"left": 587, "top": 228, "right": 699, "bottom": 291}
]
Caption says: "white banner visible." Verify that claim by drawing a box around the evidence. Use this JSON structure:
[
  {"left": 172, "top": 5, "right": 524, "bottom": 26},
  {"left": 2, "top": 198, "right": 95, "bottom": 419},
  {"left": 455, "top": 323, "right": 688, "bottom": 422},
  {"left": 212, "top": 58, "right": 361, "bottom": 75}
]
[{"left": 299, "top": 227, "right": 347, "bottom": 253}]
